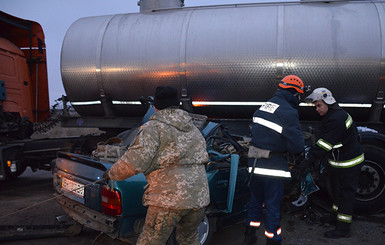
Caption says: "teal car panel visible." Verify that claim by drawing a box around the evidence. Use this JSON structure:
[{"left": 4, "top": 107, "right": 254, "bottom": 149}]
[{"left": 53, "top": 120, "right": 250, "bottom": 240}]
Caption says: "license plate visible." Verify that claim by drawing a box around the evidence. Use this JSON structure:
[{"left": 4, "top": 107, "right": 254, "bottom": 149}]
[{"left": 62, "top": 177, "right": 84, "bottom": 198}]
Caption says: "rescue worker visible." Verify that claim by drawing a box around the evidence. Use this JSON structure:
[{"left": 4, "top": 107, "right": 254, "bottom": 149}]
[
  {"left": 303, "top": 88, "right": 364, "bottom": 238},
  {"left": 245, "top": 75, "right": 305, "bottom": 245},
  {"left": 103, "top": 86, "right": 210, "bottom": 245}
]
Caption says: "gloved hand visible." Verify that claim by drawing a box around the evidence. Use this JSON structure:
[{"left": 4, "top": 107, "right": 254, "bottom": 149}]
[{"left": 103, "top": 170, "right": 110, "bottom": 181}]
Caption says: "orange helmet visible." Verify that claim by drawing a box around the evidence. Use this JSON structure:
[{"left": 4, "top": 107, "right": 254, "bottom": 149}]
[{"left": 279, "top": 75, "right": 304, "bottom": 94}]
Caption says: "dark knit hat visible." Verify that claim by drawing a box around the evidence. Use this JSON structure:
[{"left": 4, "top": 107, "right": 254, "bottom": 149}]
[{"left": 154, "top": 86, "right": 180, "bottom": 110}]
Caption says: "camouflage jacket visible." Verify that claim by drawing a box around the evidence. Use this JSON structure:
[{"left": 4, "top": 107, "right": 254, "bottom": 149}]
[{"left": 108, "top": 108, "right": 210, "bottom": 209}]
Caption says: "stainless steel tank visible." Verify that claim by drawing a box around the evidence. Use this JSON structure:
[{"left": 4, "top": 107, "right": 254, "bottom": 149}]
[{"left": 61, "top": 1, "right": 385, "bottom": 120}]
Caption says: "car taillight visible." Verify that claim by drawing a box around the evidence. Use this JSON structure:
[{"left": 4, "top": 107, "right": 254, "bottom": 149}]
[{"left": 101, "top": 185, "right": 122, "bottom": 216}]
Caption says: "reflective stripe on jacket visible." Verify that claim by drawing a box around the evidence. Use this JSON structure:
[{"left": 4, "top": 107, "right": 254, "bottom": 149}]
[
  {"left": 248, "top": 166, "right": 291, "bottom": 178},
  {"left": 328, "top": 153, "right": 365, "bottom": 168}
]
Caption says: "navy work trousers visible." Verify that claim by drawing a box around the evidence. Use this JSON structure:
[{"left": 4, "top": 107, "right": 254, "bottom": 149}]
[
  {"left": 246, "top": 175, "right": 285, "bottom": 242},
  {"left": 329, "top": 163, "right": 362, "bottom": 220}
]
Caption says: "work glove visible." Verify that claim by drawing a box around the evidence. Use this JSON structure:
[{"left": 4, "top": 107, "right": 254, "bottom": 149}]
[{"left": 103, "top": 170, "right": 110, "bottom": 181}]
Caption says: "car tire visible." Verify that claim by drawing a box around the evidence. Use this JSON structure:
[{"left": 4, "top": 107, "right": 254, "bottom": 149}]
[
  {"left": 166, "top": 214, "right": 215, "bottom": 245},
  {"left": 197, "top": 215, "right": 215, "bottom": 245}
]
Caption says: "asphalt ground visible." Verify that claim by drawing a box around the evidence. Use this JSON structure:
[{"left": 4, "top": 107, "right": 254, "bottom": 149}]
[{"left": 0, "top": 168, "right": 384, "bottom": 245}]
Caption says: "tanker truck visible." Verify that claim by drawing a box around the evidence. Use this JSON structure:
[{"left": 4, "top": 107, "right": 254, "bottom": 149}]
[{"left": 53, "top": 0, "right": 385, "bottom": 243}]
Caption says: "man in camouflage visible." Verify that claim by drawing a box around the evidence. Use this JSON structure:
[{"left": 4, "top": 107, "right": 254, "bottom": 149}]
[{"left": 104, "top": 86, "right": 210, "bottom": 245}]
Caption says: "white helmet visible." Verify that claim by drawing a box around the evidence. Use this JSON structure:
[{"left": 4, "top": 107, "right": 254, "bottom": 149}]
[{"left": 305, "top": 87, "right": 336, "bottom": 105}]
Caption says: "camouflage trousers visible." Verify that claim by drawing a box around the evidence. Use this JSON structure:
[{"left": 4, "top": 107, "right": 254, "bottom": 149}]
[{"left": 136, "top": 205, "right": 206, "bottom": 245}]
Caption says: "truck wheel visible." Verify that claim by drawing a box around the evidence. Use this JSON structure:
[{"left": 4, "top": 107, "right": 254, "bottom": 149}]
[{"left": 354, "top": 145, "right": 385, "bottom": 214}]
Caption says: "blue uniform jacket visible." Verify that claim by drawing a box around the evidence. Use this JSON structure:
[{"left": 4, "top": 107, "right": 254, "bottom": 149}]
[{"left": 250, "top": 89, "right": 305, "bottom": 178}]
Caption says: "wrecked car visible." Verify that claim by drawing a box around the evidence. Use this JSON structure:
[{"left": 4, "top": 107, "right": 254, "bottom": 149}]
[{"left": 53, "top": 119, "right": 250, "bottom": 244}]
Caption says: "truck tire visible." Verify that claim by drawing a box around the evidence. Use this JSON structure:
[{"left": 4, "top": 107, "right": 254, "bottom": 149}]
[{"left": 354, "top": 145, "right": 385, "bottom": 214}]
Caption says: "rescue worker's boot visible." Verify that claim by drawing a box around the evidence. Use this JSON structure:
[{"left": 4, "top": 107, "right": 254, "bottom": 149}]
[
  {"left": 324, "top": 221, "right": 350, "bottom": 238},
  {"left": 244, "top": 226, "right": 258, "bottom": 245},
  {"left": 266, "top": 238, "right": 281, "bottom": 245}
]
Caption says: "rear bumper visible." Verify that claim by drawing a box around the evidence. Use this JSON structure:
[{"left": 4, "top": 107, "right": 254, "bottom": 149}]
[{"left": 55, "top": 194, "right": 118, "bottom": 237}]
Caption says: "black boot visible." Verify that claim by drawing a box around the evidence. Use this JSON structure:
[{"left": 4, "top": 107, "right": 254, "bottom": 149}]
[
  {"left": 324, "top": 221, "right": 350, "bottom": 238},
  {"left": 244, "top": 226, "right": 258, "bottom": 245},
  {"left": 266, "top": 238, "right": 281, "bottom": 245}
]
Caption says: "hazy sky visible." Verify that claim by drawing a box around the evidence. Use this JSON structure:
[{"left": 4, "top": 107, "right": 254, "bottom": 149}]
[{"left": 1, "top": 0, "right": 285, "bottom": 106}]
